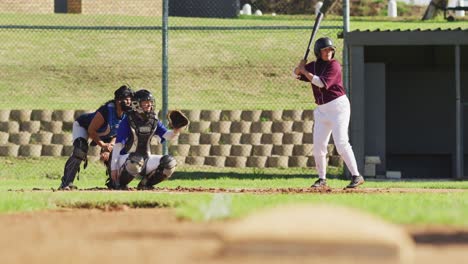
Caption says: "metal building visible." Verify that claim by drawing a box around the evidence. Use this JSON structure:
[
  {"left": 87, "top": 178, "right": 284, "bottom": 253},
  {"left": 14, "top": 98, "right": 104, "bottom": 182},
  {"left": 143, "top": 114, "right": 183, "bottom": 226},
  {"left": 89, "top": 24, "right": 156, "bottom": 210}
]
[
  {"left": 345, "top": 29, "right": 468, "bottom": 178},
  {"left": 169, "top": 0, "right": 240, "bottom": 18}
]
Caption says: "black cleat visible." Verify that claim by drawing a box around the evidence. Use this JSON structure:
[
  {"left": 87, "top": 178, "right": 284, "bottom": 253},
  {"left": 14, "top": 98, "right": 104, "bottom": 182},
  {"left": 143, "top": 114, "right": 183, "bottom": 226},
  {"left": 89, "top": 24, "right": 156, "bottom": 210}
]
[
  {"left": 346, "top": 175, "right": 365, "bottom": 189},
  {"left": 311, "top": 178, "right": 327, "bottom": 188},
  {"left": 119, "top": 185, "right": 131, "bottom": 190},
  {"left": 136, "top": 180, "right": 155, "bottom": 190},
  {"left": 105, "top": 178, "right": 119, "bottom": 190},
  {"left": 58, "top": 183, "right": 77, "bottom": 191},
  {"left": 137, "top": 185, "right": 155, "bottom": 191}
]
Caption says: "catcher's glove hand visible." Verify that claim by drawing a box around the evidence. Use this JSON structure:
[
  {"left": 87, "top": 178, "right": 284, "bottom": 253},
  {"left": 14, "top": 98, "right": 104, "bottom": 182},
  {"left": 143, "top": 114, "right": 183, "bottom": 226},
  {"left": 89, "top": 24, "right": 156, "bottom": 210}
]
[{"left": 167, "top": 110, "right": 189, "bottom": 129}]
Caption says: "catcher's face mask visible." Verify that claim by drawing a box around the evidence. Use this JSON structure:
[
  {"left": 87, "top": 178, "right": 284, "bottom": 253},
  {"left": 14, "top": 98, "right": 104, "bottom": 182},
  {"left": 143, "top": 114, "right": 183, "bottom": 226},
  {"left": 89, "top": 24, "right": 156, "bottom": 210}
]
[
  {"left": 140, "top": 100, "right": 154, "bottom": 113},
  {"left": 131, "top": 89, "right": 156, "bottom": 119}
]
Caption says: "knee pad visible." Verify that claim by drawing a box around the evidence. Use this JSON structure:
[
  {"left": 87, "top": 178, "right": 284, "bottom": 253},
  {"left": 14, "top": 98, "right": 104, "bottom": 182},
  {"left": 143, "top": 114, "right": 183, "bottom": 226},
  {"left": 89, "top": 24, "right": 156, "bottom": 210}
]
[
  {"left": 158, "top": 155, "right": 177, "bottom": 179},
  {"left": 123, "top": 153, "right": 146, "bottom": 177},
  {"left": 72, "top": 137, "right": 88, "bottom": 161},
  {"left": 139, "top": 155, "right": 177, "bottom": 188}
]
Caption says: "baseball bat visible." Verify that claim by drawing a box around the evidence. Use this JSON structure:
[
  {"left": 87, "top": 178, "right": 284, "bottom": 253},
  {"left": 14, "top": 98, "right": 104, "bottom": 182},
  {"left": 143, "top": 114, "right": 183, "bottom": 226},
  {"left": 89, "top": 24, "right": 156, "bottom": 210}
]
[{"left": 303, "top": 12, "right": 324, "bottom": 61}]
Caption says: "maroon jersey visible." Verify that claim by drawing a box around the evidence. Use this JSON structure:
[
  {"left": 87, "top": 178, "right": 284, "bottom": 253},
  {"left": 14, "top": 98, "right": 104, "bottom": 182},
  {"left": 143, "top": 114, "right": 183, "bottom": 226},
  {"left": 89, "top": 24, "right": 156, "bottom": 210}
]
[{"left": 299, "top": 59, "right": 346, "bottom": 105}]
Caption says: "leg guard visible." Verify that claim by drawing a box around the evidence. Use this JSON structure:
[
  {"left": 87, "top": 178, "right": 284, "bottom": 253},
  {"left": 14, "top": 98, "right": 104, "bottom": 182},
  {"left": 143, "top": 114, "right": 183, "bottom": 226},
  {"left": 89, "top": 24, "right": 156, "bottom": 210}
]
[
  {"left": 59, "top": 137, "right": 88, "bottom": 189},
  {"left": 113, "top": 153, "right": 146, "bottom": 189},
  {"left": 72, "top": 137, "right": 89, "bottom": 161},
  {"left": 104, "top": 154, "right": 112, "bottom": 177},
  {"left": 107, "top": 167, "right": 136, "bottom": 190},
  {"left": 118, "top": 169, "right": 135, "bottom": 189},
  {"left": 104, "top": 152, "right": 120, "bottom": 189},
  {"left": 138, "top": 155, "right": 176, "bottom": 189}
]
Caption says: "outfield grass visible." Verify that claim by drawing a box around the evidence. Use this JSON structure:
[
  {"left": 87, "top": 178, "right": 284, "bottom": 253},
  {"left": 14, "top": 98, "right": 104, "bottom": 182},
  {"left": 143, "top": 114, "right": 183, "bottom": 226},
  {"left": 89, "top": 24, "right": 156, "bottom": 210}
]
[
  {"left": 1, "top": 157, "right": 468, "bottom": 226},
  {"left": 0, "top": 14, "right": 466, "bottom": 110},
  {"left": 2, "top": 186, "right": 468, "bottom": 226},
  {"left": 3, "top": 157, "right": 468, "bottom": 190}
]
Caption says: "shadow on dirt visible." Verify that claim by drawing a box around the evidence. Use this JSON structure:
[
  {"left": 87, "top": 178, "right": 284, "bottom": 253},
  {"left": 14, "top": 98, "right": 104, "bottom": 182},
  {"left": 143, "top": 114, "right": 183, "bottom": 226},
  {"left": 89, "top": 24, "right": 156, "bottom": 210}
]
[
  {"left": 412, "top": 232, "right": 468, "bottom": 244},
  {"left": 171, "top": 170, "right": 344, "bottom": 180}
]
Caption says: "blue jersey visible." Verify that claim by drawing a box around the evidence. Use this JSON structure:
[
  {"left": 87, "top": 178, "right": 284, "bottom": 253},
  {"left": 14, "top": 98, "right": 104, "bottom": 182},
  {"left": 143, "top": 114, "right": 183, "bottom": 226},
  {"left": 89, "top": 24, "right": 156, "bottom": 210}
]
[
  {"left": 115, "top": 115, "right": 168, "bottom": 155},
  {"left": 76, "top": 101, "right": 126, "bottom": 141}
]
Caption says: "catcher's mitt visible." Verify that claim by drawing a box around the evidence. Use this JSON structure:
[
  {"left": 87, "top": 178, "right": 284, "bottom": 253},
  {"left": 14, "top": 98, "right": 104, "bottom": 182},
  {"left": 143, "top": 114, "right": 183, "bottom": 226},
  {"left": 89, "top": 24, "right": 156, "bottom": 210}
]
[{"left": 167, "top": 110, "right": 189, "bottom": 129}]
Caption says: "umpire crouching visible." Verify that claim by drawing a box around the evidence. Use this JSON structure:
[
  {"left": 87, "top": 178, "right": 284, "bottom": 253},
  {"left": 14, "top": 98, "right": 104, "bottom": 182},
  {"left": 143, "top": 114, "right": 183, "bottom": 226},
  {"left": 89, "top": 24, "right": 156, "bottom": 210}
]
[{"left": 59, "top": 85, "right": 134, "bottom": 190}]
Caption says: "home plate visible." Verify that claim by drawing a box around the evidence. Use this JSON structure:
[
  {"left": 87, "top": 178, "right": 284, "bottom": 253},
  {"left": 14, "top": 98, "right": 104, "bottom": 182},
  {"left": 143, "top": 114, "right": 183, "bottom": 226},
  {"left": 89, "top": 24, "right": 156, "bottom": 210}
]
[{"left": 218, "top": 204, "right": 414, "bottom": 264}]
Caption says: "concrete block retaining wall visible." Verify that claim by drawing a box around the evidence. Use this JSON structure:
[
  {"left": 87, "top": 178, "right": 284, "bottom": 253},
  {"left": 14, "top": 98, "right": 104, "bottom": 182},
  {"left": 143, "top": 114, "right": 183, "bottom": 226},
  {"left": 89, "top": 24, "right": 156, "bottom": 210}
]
[{"left": 0, "top": 109, "right": 342, "bottom": 168}]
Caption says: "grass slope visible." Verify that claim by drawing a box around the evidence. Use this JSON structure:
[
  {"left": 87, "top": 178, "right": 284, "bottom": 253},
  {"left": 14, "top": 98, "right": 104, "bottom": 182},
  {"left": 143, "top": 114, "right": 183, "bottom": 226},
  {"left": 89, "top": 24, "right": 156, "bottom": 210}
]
[{"left": 1, "top": 14, "right": 465, "bottom": 109}]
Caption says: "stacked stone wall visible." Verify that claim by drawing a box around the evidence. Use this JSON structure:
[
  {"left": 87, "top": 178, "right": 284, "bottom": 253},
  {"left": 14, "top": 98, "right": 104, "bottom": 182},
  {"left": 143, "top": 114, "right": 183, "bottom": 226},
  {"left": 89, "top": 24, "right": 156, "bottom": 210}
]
[{"left": 0, "top": 109, "right": 343, "bottom": 168}]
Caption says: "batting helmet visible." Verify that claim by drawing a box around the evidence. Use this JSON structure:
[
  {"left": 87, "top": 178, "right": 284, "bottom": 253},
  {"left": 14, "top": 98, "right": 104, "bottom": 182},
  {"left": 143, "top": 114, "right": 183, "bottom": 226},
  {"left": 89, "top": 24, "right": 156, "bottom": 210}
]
[{"left": 314, "top": 37, "right": 336, "bottom": 59}]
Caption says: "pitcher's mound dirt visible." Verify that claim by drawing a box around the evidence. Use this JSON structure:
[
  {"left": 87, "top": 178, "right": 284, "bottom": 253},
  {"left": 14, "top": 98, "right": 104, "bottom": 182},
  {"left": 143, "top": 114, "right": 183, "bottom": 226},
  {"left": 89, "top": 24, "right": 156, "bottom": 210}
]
[
  {"left": 220, "top": 204, "right": 414, "bottom": 264},
  {"left": 0, "top": 208, "right": 466, "bottom": 264}
]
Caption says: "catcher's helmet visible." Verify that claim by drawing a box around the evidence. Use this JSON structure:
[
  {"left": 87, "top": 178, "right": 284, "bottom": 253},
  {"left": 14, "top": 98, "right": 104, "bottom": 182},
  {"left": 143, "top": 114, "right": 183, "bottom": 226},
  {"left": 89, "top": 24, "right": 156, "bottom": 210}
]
[
  {"left": 131, "top": 89, "right": 155, "bottom": 115},
  {"left": 314, "top": 37, "right": 336, "bottom": 59},
  {"left": 114, "top": 85, "right": 134, "bottom": 100},
  {"left": 114, "top": 85, "right": 134, "bottom": 112}
]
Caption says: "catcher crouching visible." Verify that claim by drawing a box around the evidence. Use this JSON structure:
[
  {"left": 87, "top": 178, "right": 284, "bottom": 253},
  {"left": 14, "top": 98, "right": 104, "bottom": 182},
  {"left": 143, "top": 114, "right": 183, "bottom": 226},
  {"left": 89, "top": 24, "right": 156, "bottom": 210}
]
[{"left": 108, "top": 89, "right": 189, "bottom": 190}]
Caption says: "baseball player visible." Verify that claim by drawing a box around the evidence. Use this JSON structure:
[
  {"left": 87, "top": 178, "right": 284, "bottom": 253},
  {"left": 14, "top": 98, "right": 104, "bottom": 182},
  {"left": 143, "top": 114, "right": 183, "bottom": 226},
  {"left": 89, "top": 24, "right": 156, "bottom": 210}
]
[
  {"left": 59, "top": 85, "right": 134, "bottom": 190},
  {"left": 294, "top": 37, "right": 364, "bottom": 189},
  {"left": 108, "top": 89, "right": 186, "bottom": 190}
]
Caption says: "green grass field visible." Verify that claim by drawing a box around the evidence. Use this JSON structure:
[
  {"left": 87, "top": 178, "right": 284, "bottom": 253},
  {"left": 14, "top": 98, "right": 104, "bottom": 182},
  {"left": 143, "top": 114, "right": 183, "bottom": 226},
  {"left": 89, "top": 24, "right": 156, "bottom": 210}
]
[
  {"left": 1, "top": 14, "right": 466, "bottom": 110},
  {"left": 1, "top": 13, "right": 468, "bottom": 226},
  {"left": 3, "top": 190, "right": 468, "bottom": 226},
  {"left": 1, "top": 157, "right": 468, "bottom": 226}
]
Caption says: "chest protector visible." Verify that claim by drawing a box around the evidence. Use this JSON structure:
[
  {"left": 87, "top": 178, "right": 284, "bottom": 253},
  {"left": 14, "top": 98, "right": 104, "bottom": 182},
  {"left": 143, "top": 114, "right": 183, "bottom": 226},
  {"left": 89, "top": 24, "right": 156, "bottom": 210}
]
[{"left": 124, "top": 112, "right": 158, "bottom": 158}]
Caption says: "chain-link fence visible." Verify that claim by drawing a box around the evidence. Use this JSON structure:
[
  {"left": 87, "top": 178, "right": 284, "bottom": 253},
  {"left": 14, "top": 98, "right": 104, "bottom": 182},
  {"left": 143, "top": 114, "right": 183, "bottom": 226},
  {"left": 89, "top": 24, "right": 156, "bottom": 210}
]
[
  {"left": 1, "top": 1, "right": 466, "bottom": 185},
  {"left": 0, "top": 0, "right": 343, "bottom": 110},
  {"left": 0, "top": 1, "right": 345, "bottom": 183}
]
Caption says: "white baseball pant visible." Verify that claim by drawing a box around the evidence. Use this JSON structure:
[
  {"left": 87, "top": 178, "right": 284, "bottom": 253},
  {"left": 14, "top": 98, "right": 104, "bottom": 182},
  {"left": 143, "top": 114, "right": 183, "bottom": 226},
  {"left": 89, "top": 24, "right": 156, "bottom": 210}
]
[
  {"left": 312, "top": 95, "right": 360, "bottom": 179},
  {"left": 115, "top": 154, "right": 164, "bottom": 176},
  {"left": 72, "top": 121, "right": 88, "bottom": 141}
]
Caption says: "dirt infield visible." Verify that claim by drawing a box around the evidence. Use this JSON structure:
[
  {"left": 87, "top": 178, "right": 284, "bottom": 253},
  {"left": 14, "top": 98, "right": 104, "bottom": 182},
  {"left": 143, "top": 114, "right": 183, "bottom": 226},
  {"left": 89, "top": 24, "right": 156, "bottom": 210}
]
[
  {"left": 0, "top": 208, "right": 467, "bottom": 264},
  {"left": 27, "top": 186, "right": 468, "bottom": 194}
]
